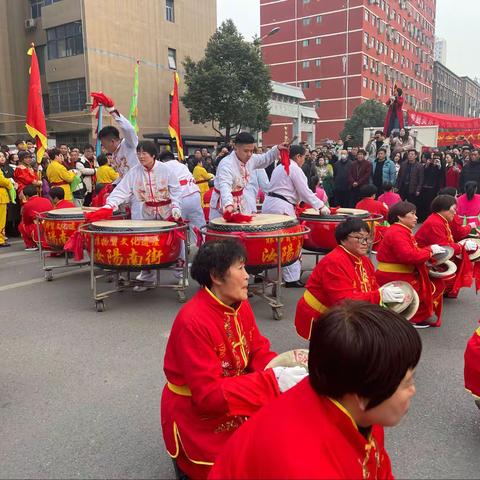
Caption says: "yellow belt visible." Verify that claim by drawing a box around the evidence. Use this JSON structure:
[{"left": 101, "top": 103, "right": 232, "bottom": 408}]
[
  {"left": 377, "top": 262, "right": 415, "bottom": 274},
  {"left": 303, "top": 290, "right": 328, "bottom": 314},
  {"left": 167, "top": 382, "right": 192, "bottom": 397}
]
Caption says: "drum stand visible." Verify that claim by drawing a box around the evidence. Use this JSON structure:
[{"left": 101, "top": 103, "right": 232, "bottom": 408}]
[
  {"left": 83, "top": 225, "right": 189, "bottom": 312},
  {"left": 36, "top": 222, "right": 89, "bottom": 281}
]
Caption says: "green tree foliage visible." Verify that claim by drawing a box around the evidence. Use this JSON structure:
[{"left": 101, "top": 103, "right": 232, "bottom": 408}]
[
  {"left": 340, "top": 99, "right": 388, "bottom": 144},
  {"left": 182, "top": 20, "right": 272, "bottom": 142}
]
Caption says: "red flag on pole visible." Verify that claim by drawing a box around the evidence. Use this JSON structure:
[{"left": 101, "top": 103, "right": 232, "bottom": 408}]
[
  {"left": 26, "top": 44, "right": 47, "bottom": 164},
  {"left": 168, "top": 72, "right": 184, "bottom": 161}
]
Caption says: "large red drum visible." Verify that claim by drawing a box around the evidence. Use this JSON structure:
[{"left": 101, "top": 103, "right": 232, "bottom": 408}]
[
  {"left": 84, "top": 219, "right": 183, "bottom": 270},
  {"left": 205, "top": 214, "right": 306, "bottom": 272},
  {"left": 299, "top": 208, "right": 372, "bottom": 253}
]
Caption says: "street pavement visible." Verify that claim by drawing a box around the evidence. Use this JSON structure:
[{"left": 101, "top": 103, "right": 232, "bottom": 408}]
[{"left": 1, "top": 238, "right": 479, "bottom": 479}]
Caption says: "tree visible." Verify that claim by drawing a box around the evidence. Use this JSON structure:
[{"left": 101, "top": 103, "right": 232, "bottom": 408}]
[
  {"left": 340, "top": 99, "right": 388, "bottom": 145},
  {"left": 182, "top": 20, "right": 272, "bottom": 142}
]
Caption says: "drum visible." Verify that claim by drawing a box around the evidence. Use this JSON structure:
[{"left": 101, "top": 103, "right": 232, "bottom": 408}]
[
  {"left": 265, "top": 349, "right": 309, "bottom": 371},
  {"left": 205, "top": 214, "right": 306, "bottom": 272},
  {"left": 84, "top": 220, "right": 183, "bottom": 270},
  {"left": 299, "top": 208, "right": 371, "bottom": 253}
]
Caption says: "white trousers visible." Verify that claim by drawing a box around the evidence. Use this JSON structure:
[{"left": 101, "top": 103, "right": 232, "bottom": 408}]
[
  {"left": 181, "top": 192, "right": 206, "bottom": 243},
  {"left": 261, "top": 196, "right": 301, "bottom": 282}
]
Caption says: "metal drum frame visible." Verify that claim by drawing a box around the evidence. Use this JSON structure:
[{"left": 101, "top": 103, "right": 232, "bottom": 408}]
[
  {"left": 79, "top": 223, "right": 189, "bottom": 312},
  {"left": 36, "top": 212, "right": 90, "bottom": 281},
  {"left": 200, "top": 225, "right": 310, "bottom": 321},
  {"left": 300, "top": 214, "right": 384, "bottom": 276}
]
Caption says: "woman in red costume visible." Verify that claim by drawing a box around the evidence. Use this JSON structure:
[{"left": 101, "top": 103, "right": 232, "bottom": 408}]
[
  {"left": 415, "top": 195, "right": 478, "bottom": 298},
  {"left": 376, "top": 201, "right": 446, "bottom": 328},
  {"left": 210, "top": 301, "right": 422, "bottom": 480},
  {"left": 161, "top": 239, "right": 307, "bottom": 479},
  {"left": 13, "top": 151, "right": 41, "bottom": 202},
  {"left": 383, "top": 85, "right": 404, "bottom": 137},
  {"left": 465, "top": 324, "right": 480, "bottom": 410}
]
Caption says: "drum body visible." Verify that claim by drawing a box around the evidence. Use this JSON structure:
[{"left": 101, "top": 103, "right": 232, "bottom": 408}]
[
  {"left": 205, "top": 214, "right": 304, "bottom": 272},
  {"left": 85, "top": 219, "right": 182, "bottom": 270},
  {"left": 299, "top": 208, "right": 371, "bottom": 253}
]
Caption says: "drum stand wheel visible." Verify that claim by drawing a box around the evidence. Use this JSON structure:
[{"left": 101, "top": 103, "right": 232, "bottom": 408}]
[
  {"left": 44, "top": 269, "right": 54, "bottom": 281},
  {"left": 95, "top": 300, "right": 106, "bottom": 312},
  {"left": 272, "top": 307, "right": 283, "bottom": 321}
]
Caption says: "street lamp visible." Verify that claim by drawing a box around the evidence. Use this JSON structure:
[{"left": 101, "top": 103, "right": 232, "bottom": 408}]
[{"left": 259, "top": 27, "right": 280, "bottom": 43}]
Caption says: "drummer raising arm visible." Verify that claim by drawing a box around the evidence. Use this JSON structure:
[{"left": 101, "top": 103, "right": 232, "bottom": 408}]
[{"left": 209, "top": 132, "right": 288, "bottom": 220}]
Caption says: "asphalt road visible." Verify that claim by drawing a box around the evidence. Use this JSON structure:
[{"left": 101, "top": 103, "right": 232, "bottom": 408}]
[{"left": 1, "top": 239, "right": 479, "bottom": 479}]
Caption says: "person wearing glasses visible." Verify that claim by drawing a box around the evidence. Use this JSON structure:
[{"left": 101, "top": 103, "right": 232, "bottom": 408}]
[{"left": 294, "top": 217, "right": 405, "bottom": 339}]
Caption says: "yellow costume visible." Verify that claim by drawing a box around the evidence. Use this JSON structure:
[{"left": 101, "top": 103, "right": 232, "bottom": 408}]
[
  {"left": 193, "top": 164, "right": 214, "bottom": 207},
  {"left": 46, "top": 160, "right": 76, "bottom": 200},
  {"left": 0, "top": 170, "right": 11, "bottom": 245},
  {"left": 96, "top": 164, "right": 119, "bottom": 184}
]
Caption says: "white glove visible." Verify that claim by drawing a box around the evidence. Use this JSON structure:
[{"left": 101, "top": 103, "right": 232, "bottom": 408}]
[
  {"left": 320, "top": 206, "right": 331, "bottom": 216},
  {"left": 272, "top": 366, "right": 308, "bottom": 393},
  {"left": 171, "top": 207, "right": 181, "bottom": 220},
  {"left": 468, "top": 222, "right": 477, "bottom": 229},
  {"left": 430, "top": 244, "right": 446, "bottom": 255},
  {"left": 381, "top": 285, "right": 405, "bottom": 304},
  {"left": 464, "top": 240, "right": 478, "bottom": 252}
]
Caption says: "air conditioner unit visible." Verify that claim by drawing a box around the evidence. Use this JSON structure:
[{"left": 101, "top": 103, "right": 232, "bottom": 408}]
[{"left": 24, "top": 18, "right": 36, "bottom": 30}]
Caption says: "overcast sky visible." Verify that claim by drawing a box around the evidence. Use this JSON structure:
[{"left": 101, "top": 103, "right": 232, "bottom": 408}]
[{"left": 217, "top": 0, "right": 479, "bottom": 79}]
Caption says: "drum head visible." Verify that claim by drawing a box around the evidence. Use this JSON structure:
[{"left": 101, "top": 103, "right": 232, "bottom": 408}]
[
  {"left": 300, "top": 207, "right": 369, "bottom": 220},
  {"left": 379, "top": 280, "right": 415, "bottom": 315},
  {"left": 429, "top": 260, "right": 457, "bottom": 278},
  {"left": 90, "top": 219, "right": 177, "bottom": 232},
  {"left": 426, "top": 246, "right": 455, "bottom": 267},
  {"left": 44, "top": 207, "right": 87, "bottom": 219},
  {"left": 265, "top": 349, "right": 309, "bottom": 371},
  {"left": 459, "top": 238, "right": 480, "bottom": 261},
  {"left": 209, "top": 213, "right": 298, "bottom": 232},
  {"left": 402, "top": 288, "right": 420, "bottom": 320}
]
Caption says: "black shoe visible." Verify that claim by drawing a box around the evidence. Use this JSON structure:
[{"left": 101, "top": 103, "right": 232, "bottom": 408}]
[
  {"left": 0, "top": 243, "right": 11, "bottom": 248},
  {"left": 285, "top": 280, "right": 305, "bottom": 288}
]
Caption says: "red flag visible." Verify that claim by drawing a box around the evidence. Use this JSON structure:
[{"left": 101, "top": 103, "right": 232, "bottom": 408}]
[
  {"left": 26, "top": 45, "right": 47, "bottom": 164},
  {"left": 168, "top": 72, "right": 184, "bottom": 161}
]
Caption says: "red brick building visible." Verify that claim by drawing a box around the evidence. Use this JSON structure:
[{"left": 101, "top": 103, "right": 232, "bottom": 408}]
[{"left": 260, "top": 0, "right": 436, "bottom": 145}]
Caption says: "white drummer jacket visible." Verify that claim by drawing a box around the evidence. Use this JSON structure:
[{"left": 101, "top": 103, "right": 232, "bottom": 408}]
[
  {"left": 263, "top": 161, "right": 325, "bottom": 214},
  {"left": 106, "top": 160, "right": 182, "bottom": 220},
  {"left": 164, "top": 160, "right": 200, "bottom": 199},
  {"left": 110, "top": 111, "right": 139, "bottom": 182},
  {"left": 211, "top": 146, "right": 279, "bottom": 216},
  {"left": 244, "top": 168, "right": 269, "bottom": 213}
]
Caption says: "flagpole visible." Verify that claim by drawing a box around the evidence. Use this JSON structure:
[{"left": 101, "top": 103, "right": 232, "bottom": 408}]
[{"left": 96, "top": 105, "right": 103, "bottom": 157}]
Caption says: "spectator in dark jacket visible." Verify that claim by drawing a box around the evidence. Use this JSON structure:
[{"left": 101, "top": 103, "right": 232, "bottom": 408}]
[
  {"left": 333, "top": 149, "right": 352, "bottom": 207},
  {"left": 459, "top": 149, "right": 480, "bottom": 193},
  {"left": 396, "top": 149, "right": 424, "bottom": 205},
  {"left": 348, "top": 149, "right": 371, "bottom": 207}
]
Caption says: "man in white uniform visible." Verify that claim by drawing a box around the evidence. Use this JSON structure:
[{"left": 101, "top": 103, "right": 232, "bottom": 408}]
[
  {"left": 262, "top": 144, "right": 330, "bottom": 287},
  {"left": 244, "top": 168, "right": 269, "bottom": 214},
  {"left": 209, "top": 132, "right": 287, "bottom": 220},
  {"left": 103, "top": 141, "right": 183, "bottom": 291},
  {"left": 160, "top": 150, "right": 205, "bottom": 242}
]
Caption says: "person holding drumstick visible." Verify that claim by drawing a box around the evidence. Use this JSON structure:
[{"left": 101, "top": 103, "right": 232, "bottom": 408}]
[
  {"left": 294, "top": 217, "right": 405, "bottom": 339},
  {"left": 161, "top": 239, "right": 307, "bottom": 479},
  {"left": 262, "top": 144, "right": 330, "bottom": 288},
  {"left": 210, "top": 301, "right": 421, "bottom": 480},
  {"left": 209, "top": 132, "right": 288, "bottom": 220}
]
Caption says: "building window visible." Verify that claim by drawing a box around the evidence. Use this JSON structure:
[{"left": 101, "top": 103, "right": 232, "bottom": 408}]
[
  {"left": 36, "top": 45, "right": 46, "bottom": 75},
  {"left": 303, "top": 0, "right": 310, "bottom": 3},
  {"left": 167, "top": 48, "right": 177, "bottom": 69},
  {"left": 47, "top": 22, "right": 83, "bottom": 59},
  {"left": 302, "top": 39, "right": 309, "bottom": 47},
  {"left": 303, "top": 18, "right": 311, "bottom": 26},
  {"left": 316, "top": 15, "right": 322, "bottom": 23},
  {"left": 370, "top": 79, "right": 375, "bottom": 90},
  {"left": 364, "top": 32, "right": 369, "bottom": 45},
  {"left": 166, "top": 0, "right": 175, "bottom": 22},
  {"left": 315, "top": 37, "right": 321, "bottom": 45},
  {"left": 315, "top": 80, "right": 321, "bottom": 88},
  {"left": 302, "top": 61, "right": 310, "bottom": 68},
  {"left": 364, "top": 10, "right": 369, "bottom": 21},
  {"left": 301, "top": 81, "right": 310, "bottom": 89},
  {"left": 48, "top": 78, "right": 86, "bottom": 113},
  {"left": 362, "top": 77, "right": 368, "bottom": 88},
  {"left": 42, "top": 94, "right": 50, "bottom": 115},
  {"left": 30, "top": 0, "right": 62, "bottom": 19},
  {"left": 315, "top": 59, "right": 321, "bottom": 67}
]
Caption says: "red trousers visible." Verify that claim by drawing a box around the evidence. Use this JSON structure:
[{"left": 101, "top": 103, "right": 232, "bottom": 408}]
[{"left": 19, "top": 222, "right": 48, "bottom": 249}]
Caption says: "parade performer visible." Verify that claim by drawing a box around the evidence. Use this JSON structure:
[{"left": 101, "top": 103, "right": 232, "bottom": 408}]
[
  {"left": 89, "top": 141, "right": 182, "bottom": 291},
  {"left": 93, "top": 92, "right": 139, "bottom": 181},
  {"left": 18, "top": 184, "right": 52, "bottom": 251},
  {"left": 46, "top": 148, "right": 76, "bottom": 201},
  {"left": 160, "top": 150, "right": 206, "bottom": 240},
  {"left": 262, "top": 145, "right": 330, "bottom": 288},
  {"left": 50, "top": 187, "right": 75, "bottom": 209},
  {"left": 464, "top": 324, "right": 480, "bottom": 408},
  {"left": 415, "top": 195, "right": 478, "bottom": 298},
  {"left": 376, "top": 201, "right": 446, "bottom": 328},
  {"left": 0, "top": 166, "right": 13, "bottom": 247},
  {"left": 294, "top": 218, "right": 405, "bottom": 339},
  {"left": 355, "top": 184, "right": 389, "bottom": 221},
  {"left": 161, "top": 240, "right": 307, "bottom": 479},
  {"left": 192, "top": 157, "right": 214, "bottom": 207},
  {"left": 13, "top": 151, "right": 42, "bottom": 201},
  {"left": 210, "top": 301, "right": 421, "bottom": 480},
  {"left": 383, "top": 85, "right": 404, "bottom": 136},
  {"left": 209, "top": 132, "right": 287, "bottom": 220},
  {"left": 95, "top": 154, "right": 119, "bottom": 185}
]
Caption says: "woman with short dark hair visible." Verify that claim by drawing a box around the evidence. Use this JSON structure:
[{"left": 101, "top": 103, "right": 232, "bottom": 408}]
[
  {"left": 416, "top": 195, "right": 478, "bottom": 298},
  {"left": 295, "top": 217, "right": 405, "bottom": 339},
  {"left": 161, "top": 239, "right": 306, "bottom": 479},
  {"left": 210, "top": 301, "right": 422, "bottom": 480},
  {"left": 376, "top": 201, "right": 445, "bottom": 328}
]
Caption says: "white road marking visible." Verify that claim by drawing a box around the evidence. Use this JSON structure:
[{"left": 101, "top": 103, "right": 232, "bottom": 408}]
[{"left": 0, "top": 268, "right": 88, "bottom": 292}]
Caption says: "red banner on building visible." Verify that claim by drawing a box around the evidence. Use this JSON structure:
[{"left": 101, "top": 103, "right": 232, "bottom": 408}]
[
  {"left": 437, "top": 130, "right": 480, "bottom": 147},
  {"left": 408, "top": 110, "right": 480, "bottom": 129}
]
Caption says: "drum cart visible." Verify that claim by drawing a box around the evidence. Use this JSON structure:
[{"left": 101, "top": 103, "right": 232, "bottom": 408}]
[
  {"left": 200, "top": 225, "right": 310, "bottom": 321},
  {"left": 79, "top": 222, "right": 189, "bottom": 312}
]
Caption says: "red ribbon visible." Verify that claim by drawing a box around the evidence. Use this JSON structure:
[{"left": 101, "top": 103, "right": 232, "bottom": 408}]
[
  {"left": 63, "top": 231, "right": 85, "bottom": 261},
  {"left": 85, "top": 207, "right": 113, "bottom": 223},
  {"left": 223, "top": 211, "right": 253, "bottom": 223},
  {"left": 193, "top": 227, "right": 204, "bottom": 247},
  {"left": 280, "top": 148, "right": 290, "bottom": 176}
]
